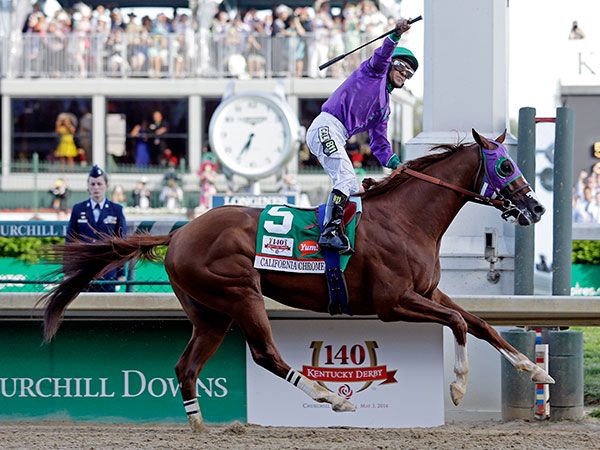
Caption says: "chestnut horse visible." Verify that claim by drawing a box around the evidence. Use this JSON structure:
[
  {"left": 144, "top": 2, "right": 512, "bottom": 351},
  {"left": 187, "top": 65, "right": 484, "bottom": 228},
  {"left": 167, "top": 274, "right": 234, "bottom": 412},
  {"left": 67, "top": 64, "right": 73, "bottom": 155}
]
[{"left": 41, "top": 130, "right": 554, "bottom": 431}]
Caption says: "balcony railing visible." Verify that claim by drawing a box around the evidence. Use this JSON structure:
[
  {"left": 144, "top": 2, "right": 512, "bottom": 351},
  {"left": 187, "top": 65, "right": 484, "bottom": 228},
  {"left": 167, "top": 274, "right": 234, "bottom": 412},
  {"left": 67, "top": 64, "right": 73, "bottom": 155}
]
[{"left": 0, "top": 31, "right": 376, "bottom": 79}]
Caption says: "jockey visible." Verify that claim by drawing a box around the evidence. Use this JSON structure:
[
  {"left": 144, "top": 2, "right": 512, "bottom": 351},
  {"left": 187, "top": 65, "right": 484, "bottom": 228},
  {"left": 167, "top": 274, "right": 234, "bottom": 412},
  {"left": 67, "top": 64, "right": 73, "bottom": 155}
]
[{"left": 306, "top": 18, "right": 418, "bottom": 254}]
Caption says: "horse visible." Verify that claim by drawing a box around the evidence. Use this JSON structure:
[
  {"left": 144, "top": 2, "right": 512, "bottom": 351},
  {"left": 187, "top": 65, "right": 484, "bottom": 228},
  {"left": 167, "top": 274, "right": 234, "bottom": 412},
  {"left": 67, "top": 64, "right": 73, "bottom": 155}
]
[{"left": 41, "top": 129, "right": 554, "bottom": 432}]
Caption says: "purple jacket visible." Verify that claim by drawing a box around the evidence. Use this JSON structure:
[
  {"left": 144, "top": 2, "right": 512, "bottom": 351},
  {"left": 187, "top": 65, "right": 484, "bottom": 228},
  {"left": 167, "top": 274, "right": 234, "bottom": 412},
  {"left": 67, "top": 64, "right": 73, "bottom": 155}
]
[{"left": 322, "top": 36, "right": 397, "bottom": 166}]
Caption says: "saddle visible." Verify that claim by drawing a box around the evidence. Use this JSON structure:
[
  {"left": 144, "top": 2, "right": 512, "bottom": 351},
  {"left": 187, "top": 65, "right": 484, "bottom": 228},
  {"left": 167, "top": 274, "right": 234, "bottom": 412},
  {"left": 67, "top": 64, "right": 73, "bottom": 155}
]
[{"left": 253, "top": 198, "right": 362, "bottom": 315}]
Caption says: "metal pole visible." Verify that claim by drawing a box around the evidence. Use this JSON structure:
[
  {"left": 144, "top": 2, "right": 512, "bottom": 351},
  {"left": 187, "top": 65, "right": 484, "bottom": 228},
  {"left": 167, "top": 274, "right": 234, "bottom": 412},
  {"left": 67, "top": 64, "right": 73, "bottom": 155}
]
[
  {"left": 32, "top": 152, "right": 39, "bottom": 213},
  {"left": 552, "top": 107, "right": 574, "bottom": 296},
  {"left": 515, "top": 107, "right": 536, "bottom": 295}
]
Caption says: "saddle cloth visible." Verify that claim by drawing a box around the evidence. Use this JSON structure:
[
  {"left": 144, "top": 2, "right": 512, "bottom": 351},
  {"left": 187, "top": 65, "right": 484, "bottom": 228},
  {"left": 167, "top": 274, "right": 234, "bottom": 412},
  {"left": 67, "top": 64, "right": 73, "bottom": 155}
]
[{"left": 253, "top": 198, "right": 361, "bottom": 274}]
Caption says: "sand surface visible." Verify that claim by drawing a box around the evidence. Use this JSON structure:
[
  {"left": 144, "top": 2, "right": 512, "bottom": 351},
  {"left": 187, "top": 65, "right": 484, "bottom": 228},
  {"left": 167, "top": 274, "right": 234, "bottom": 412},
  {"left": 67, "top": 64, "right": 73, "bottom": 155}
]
[{"left": 1, "top": 418, "right": 600, "bottom": 449}]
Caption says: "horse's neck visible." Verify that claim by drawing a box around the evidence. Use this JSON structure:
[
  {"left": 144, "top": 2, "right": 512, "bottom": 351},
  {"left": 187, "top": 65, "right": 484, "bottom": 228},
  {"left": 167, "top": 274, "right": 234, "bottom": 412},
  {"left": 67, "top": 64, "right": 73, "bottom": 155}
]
[{"left": 392, "top": 145, "right": 480, "bottom": 240}]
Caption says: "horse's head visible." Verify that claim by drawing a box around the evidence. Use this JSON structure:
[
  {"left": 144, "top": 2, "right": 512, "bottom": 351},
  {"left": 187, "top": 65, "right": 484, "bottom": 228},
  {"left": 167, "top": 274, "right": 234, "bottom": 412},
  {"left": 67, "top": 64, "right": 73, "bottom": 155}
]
[{"left": 472, "top": 129, "right": 545, "bottom": 225}]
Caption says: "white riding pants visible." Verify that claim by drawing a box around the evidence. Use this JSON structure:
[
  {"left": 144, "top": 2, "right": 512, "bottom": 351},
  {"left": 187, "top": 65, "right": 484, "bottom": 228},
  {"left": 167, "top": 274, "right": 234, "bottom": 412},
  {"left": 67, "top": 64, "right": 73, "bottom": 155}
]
[{"left": 306, "top": 112, "right": 359, "bottom": 196}]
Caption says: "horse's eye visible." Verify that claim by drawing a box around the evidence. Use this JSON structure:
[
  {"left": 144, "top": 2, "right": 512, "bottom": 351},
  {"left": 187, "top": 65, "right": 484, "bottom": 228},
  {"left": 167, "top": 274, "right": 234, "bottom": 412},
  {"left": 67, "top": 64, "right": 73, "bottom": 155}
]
[{"left": 496, "top": 159, "right": 514, "bottom": 178}]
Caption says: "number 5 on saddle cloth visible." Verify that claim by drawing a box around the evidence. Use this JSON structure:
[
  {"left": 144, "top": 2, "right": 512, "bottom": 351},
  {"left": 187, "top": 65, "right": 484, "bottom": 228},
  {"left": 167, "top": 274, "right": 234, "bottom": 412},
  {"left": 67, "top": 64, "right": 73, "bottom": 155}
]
[{"left": 254, "top": 198, "right": 362, "bottom": 315}]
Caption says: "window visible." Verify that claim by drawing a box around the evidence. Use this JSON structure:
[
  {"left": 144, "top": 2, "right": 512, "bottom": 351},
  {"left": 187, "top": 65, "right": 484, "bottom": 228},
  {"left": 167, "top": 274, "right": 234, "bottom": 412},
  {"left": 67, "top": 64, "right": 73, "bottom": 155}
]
[
  {"left": 106, "top": 98, "right": 188, "bottom": 173},
  {"left": 11, "top": 98, "right": 92, "bottom": 172}
]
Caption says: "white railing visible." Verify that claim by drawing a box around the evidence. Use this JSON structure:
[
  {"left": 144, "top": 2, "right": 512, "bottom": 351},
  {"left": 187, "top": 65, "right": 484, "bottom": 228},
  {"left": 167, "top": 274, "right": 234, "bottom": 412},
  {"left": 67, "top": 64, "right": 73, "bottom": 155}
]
[
  {"left": 3, "top": 293, "right": 600, "bottom": 325},
  {"left": 0, "top": 31, "right": 374, "bottom": 79}
]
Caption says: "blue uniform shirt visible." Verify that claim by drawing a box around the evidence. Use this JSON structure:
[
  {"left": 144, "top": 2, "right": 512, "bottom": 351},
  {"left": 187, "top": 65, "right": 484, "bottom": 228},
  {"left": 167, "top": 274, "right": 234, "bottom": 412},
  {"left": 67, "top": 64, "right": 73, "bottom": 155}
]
[{"left": 66, "top": 198, "right": 127, "bottom": 288}]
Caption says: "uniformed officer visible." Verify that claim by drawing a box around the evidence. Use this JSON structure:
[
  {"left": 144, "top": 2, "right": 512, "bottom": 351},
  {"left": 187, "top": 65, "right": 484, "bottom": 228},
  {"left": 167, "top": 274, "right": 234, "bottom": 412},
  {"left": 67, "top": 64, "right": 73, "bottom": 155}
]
[{"left": 66, "top": 165, "right": 127, "bottom": 292}]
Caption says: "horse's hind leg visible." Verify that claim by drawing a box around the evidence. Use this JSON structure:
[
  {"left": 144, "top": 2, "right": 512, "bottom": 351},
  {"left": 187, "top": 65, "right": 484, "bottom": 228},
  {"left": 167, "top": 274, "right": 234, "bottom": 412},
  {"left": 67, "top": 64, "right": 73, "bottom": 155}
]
[
  {"left": 432, "top": 289, "right": 555, "bottom": 385},
  {"left": 174, "top": 293, "right": 232, "bottom": 432},
  {"left": 234, "top": 293, "right": 355, "bottom": 412}
]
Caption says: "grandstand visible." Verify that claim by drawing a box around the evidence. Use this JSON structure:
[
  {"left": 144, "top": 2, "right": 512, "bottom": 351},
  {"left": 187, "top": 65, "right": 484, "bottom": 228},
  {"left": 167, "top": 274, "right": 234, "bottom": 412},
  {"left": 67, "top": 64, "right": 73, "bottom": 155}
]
[{"left": 0, "top": 0, "right": 417, "bottom": 214}]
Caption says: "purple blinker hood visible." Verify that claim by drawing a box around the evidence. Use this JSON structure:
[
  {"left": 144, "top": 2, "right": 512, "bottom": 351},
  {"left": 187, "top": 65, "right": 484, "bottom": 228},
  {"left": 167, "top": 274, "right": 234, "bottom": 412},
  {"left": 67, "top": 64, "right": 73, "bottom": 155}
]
[{"left": 479, "top": 140, "right": 524, "bottom": 198}]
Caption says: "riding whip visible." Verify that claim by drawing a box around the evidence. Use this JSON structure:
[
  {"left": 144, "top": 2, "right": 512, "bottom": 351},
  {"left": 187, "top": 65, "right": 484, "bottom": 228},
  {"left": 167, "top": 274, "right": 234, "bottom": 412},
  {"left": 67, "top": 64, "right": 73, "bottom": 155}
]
[{"left": 319, "top": 15, "right": 423, "bottom": 71}]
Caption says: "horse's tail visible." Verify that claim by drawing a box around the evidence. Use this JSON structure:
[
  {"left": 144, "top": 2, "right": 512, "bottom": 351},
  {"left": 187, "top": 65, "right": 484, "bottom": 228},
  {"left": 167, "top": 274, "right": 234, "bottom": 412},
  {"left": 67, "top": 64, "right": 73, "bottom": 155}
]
[{"left": 40, "top": 234, "right": 172, "bottom": 342}]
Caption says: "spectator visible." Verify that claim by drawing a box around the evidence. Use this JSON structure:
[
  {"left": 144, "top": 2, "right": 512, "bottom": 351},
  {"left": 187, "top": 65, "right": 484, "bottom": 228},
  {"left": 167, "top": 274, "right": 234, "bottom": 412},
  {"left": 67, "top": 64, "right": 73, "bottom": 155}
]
[
  {"left": 148, "top": 13, "right": 171, "bottom": 76},
  {"left": 576, "top": 169, "right": 589, "bottom": 197},
  {"left": 569, "top": 20, "right": 585, "bottom": 40},
  {"left": 132, "top": 177, "right": 151, "bottom": 208},
  {"left": 48, "top": 178, "right": 70, "bottom": 214},
  {"left": 279, "top": 172, "right": 299, "bottom": 195},
  {"left": 159, "top": 148, "right": 178, "bottom": 168},
  {"left": 66, "top": 165, "right": 127, "bottom": 292},
  {"left": 573, "top": 193, "right": 586, "bottom": 223},
  {"left": 245, "top": 33, "right": 266, "bottom": 78},
  {"left": 589, "top": 191, "right": 600, "bottom": 223},
  {"left": 77, "top": 108, "right": 92, "bottom": 165},
  {"left": 329, "top": 14, "right": 345, "bottom": 78},
  {"left": 225, "top": 15, "right": 251, "bottom": 78},
  {"left": 130, "top": 120, "right": 151, "bottom": 167},
  {"left": 342, "top": 4, "right": 361, "bottom": 72},
  {"left": 111, "top": 184, "right": 128, "bottom": 206},
  {"left": 54, "top": 112, "right": 78, "bottom": 169},
  {"left": 106, "top": 28, "right": 127, "bottom": 74},
  {"left": 127, "top": 14, "right": 148, "bottom": 73},
  {"left": 289, "top": 9, "right": 308, "bottom": 77},
  {"left": 575, "top": 186, "right": 595, "bottom": 223},
  {"left": 242, "top": 9, "right": 261, "bottom": 33},
  {"left": 125, "top": 12, "right": 142, "bottom": 33},
  {"left": 211, "top": 10, "right": 229, "bottom": 34},
  {"left": 536, "top": 254, "right": 551, "bottom": 273},
  {"left": 44, "top": 21, "right": 67, "bottom": 76},
  {"left": 309, "top": 0, "right": 333, "bottom": 78},
  {"left": 272, "top": 5, "right": 294, "bottom": 76},
  {"left": 160, "top": 176, "right": 184, "bottom": 210},
  {"left": 198, "top": 160, "right": 218, "bottom": 210},
  {"left": 148, "top": 110, "right": 168, "bottom": 163}
]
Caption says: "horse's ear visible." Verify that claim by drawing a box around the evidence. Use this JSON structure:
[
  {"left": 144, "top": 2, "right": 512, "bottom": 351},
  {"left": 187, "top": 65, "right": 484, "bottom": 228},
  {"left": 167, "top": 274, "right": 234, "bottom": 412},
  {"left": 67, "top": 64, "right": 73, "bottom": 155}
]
[
  {"left": 495, "top": 129, "right": 507, "bottom": 144},
  {"left": 472, "top": 128, "right": 496, "bottom": 150}
]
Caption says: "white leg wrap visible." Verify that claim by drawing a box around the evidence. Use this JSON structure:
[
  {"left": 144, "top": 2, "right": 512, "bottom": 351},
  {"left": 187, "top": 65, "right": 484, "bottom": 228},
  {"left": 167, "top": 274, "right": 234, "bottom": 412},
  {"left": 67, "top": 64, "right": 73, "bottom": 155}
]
[
  {"left": 184, "top": 398, "right": 201, "bottom": 416},
  {"left": 286, "top": 368, "right": 320, "bottom": 399}
]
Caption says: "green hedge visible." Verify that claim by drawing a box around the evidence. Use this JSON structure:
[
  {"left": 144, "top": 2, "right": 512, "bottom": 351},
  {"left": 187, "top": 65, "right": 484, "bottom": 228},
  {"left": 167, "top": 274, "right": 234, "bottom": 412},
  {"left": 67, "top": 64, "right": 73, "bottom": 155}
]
[
  {"left": 0, "top": 237, "right": 63, "bottom": 263},
  {"left": 572, "top": 240, "right": 600, "bottom": 265},
  {"left": 0, "top": 237, "right": 167, "bottom": 264},
  {"left": 0, "top": 237, "right": 597, "bottom": 265}
]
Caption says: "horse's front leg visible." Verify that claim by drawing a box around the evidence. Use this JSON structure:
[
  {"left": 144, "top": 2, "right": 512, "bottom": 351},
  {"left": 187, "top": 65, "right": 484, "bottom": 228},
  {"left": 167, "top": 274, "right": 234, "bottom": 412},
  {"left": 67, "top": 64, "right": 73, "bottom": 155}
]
[
  {"left": 431, "top": 288, "right": 555, "bottom": 385},
  {"left": 376, "top": 289, "right": 469, "bottom": 406}
]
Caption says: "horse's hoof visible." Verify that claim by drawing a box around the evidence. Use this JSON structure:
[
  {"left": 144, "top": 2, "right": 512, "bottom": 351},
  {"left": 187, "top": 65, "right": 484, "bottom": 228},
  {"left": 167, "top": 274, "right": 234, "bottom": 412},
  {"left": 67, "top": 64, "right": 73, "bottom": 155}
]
[
  {"left": 450, "top": 382, "right": 465, "bottom": 406},
  {"left": 188, "top": 415, "right": 208, "bottom": 433},
  {"left": 532, "top": 370, "right": 555, "bottom": 384},
  {"left": 332, "top": 398, "right": 356, "bottom": 412}
]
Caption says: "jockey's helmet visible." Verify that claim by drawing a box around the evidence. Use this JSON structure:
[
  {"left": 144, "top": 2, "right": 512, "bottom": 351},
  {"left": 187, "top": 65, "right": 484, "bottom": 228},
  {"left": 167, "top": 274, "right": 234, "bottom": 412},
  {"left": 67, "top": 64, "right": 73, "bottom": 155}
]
[{"left": 391, "top": 47, "right": 418, "bottom": 72}]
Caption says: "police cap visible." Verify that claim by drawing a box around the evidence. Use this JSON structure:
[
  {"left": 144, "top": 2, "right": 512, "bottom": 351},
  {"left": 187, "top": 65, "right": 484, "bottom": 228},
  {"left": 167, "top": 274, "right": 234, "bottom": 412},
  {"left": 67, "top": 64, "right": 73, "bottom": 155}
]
[{"left": 88, "top": 165, "right": 105, "bottom": 178}]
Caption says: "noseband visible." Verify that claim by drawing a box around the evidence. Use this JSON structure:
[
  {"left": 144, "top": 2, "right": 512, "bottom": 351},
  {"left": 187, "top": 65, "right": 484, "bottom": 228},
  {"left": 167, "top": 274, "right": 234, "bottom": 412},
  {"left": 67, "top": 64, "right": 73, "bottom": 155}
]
[{"left": 389, "top": 145, "right": 528, "bottom": 214}]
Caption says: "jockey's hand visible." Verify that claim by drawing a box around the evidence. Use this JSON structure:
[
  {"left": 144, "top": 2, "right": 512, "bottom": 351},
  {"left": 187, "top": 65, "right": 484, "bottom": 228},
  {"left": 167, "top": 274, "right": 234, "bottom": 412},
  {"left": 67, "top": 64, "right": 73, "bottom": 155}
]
[
  {"left": 386, "top": 154, "right": 401, "bottom": 170},
  {"left": 395, "top": 18, "right": 411, "bottom": 36}
]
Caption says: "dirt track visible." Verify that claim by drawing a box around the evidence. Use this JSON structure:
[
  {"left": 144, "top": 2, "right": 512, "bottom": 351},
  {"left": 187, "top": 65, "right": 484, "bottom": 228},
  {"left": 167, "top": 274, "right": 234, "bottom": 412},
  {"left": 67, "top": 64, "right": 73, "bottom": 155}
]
[{"left": 1, "top": 419, "right": 600, "bottom": 450}]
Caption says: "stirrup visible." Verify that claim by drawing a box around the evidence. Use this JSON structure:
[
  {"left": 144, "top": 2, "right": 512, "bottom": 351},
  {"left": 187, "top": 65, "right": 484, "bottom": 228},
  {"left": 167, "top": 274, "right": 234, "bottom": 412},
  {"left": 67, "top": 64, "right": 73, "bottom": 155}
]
[{"left": 319, "top": 229, "right": 352, "bottom": 255}]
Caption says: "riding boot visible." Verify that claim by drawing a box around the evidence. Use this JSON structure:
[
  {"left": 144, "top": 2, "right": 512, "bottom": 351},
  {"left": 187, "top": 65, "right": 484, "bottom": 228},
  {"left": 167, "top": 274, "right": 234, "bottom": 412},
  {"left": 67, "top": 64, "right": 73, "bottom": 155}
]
[{"left": 319, "top": 189, "right": 352, "bottom": 254}]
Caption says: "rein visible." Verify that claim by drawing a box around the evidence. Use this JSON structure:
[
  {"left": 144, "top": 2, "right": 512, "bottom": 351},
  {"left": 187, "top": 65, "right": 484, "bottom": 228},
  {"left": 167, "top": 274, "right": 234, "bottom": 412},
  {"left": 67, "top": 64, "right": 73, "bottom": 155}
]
[{"left": 390, "top": 161, "right": 508, "bottom": 209}]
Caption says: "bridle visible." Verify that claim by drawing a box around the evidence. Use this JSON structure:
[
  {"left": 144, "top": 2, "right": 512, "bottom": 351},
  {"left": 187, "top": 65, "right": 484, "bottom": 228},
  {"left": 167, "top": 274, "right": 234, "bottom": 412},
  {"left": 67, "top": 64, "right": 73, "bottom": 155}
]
[{"left": 389, "top": 145, "right": 531, "bottom": 221}]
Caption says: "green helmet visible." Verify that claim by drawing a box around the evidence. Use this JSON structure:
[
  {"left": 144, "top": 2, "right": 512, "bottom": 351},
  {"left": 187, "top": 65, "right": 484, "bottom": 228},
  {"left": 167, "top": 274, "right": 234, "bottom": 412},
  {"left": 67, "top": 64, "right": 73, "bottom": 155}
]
[{"left": 391, "top": 47, "right": 418, "bottom": 72}]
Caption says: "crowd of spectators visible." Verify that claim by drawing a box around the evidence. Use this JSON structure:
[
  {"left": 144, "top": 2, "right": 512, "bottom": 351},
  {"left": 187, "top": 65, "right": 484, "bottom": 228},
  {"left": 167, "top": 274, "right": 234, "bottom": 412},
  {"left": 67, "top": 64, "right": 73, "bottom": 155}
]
[
  {"left": 48, "top": 169, "right": 193, "bottom": 214},
  {"left": 17, "top": 0, "right": 401, "bottom": 78},
  {"left": 573, "top": 169, "right": 600, "bottom": 224}
]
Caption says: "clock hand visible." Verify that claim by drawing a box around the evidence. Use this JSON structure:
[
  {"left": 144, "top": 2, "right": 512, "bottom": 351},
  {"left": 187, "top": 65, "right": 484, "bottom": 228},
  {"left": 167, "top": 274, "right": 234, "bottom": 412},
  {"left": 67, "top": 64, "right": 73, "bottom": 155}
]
[{"left": 236, "top": 133, "right": 255, "bottom": 162}]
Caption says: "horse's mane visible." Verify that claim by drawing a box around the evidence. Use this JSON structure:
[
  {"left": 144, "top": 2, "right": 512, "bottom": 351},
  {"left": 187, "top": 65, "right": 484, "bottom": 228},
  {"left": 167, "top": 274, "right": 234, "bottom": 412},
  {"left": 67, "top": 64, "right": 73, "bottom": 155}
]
[{"left": 359, "top": 143, "right": 473, "bottom": 199}]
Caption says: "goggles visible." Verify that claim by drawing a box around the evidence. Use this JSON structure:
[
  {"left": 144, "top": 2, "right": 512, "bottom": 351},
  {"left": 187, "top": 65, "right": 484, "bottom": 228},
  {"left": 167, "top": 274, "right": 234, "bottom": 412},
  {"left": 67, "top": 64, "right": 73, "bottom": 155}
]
[{"left": 391, "top": 59, "right": 415, "bottom": 79}]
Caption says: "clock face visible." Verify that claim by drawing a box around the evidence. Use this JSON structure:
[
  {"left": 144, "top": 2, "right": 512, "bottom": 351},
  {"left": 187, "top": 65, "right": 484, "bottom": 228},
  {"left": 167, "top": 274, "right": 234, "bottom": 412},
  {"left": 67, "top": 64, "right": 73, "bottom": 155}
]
[{"left": 209, "top": 94, "right": 294, "bottom": 178}]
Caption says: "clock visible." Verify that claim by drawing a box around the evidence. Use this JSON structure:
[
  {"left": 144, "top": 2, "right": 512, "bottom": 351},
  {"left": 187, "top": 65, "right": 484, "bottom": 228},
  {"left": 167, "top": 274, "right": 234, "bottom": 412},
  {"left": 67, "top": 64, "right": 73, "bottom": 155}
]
[{"left": 209, "top": 91, "right": 300, "bottom": 179}]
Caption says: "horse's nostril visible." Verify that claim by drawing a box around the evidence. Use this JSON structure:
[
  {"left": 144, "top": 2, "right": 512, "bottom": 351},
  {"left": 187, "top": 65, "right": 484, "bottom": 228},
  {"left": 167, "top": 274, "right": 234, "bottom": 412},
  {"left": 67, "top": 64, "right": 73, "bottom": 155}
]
[{"left": 534, "top": 205, "right": 546, "bottom": 215}]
